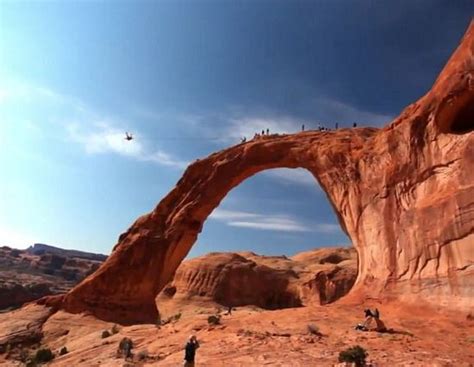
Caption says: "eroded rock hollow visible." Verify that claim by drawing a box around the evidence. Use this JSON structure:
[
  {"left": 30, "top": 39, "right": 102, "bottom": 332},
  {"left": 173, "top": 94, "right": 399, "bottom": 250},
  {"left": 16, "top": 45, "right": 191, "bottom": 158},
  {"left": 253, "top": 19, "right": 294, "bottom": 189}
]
[{"left": 43, "top": 22, "right": 473, "bottom": 324}]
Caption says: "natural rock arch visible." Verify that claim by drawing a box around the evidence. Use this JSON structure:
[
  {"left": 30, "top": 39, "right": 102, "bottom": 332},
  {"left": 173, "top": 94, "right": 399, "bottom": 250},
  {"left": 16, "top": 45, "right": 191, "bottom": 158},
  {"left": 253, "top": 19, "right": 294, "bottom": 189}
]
[{"left": 43, "top": 21, "right": 473, "bottom": 324}]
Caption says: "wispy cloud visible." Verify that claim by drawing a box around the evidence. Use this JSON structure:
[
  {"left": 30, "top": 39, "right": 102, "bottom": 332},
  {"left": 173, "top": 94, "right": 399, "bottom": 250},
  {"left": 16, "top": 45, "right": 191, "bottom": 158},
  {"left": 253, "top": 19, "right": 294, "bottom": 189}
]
[
  {"left": 202, "top": 95, "right": 393, "bottom": 145},
  {"left": 263, "top": 168, "right": 319, "bottom": 187},
  {"left": 209, "top": 209, "right": 260, "bottom": 221},
  {"left": 67, "top": 122, "right": 189, "bottom": 168},
  {"left": 1, "top": 79, "right": 188, "bottom": 169},
  {"left": 224, "top": 115, "right": 298, "bottom": 140},
  {"left": 209, "top": 208, "right": 340, "bottom": 233},
  {"left": 312, "top": 97, "right": 393, "bottom": 127}
]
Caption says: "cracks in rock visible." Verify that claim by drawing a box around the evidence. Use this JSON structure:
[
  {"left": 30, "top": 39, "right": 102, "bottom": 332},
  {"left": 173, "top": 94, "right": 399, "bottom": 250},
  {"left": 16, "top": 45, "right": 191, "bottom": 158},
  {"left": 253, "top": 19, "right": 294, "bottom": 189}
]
[{"left": 396, "top": 225, "right": 474, "bottom": 281}]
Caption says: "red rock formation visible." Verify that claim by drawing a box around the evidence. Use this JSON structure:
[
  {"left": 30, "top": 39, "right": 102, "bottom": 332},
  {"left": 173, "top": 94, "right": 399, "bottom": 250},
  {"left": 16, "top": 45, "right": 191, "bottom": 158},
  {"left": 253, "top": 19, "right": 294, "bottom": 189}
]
[
  {"left": 43, "top": 21, "right": 473, "bottom": 324},
  {"left": 156, "top": 248, "right": 356, "bottom": 319}
]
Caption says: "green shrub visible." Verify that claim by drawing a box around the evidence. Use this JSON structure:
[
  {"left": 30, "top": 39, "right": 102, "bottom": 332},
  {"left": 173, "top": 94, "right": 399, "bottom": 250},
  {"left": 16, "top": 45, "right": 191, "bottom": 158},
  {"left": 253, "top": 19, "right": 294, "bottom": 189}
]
[
  {"left": 19, "top": 349, "right": 30, "bottom": 362},
  {"left": 111, "top": 324, "right": 119, "bottom": 334},
  {"left": 307, "top": 323, "right": 322, "bottom": 336},
  {"left": 207, "top": 315, "right": 221, "bottom": 325},
  {"left": 34, "top": 348, "right": 55, "bottom": 363},
  {"left": 338, "top": 345, "right": 368, "bottom": 367},
  {"left": 161, "top": 313, "right": 182, "bottom": 325},
  {"left": 101, "top": 330, "right": 111, "bottom": 339},
  {"left": 137, "top": 350, "right": 148, "bottom": 361},
  {"left": 59, "top": 346, "right": 68, "bottom": 355}
]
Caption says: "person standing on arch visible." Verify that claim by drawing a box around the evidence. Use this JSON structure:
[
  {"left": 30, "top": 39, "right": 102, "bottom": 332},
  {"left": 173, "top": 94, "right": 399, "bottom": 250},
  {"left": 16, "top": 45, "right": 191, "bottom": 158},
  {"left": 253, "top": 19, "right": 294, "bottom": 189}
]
[{"left": 302, "top": 124, "right": 305, "bottom": 131}]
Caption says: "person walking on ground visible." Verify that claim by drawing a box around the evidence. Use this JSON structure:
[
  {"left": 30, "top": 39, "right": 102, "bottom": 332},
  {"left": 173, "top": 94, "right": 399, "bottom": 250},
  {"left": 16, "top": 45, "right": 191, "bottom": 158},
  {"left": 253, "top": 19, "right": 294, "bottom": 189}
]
[
  {"left": 184, "top": 335, "right": 200, "bottom": 366},
  {"left": 266, "top": 128, "right": 269, "bottom": 135}
]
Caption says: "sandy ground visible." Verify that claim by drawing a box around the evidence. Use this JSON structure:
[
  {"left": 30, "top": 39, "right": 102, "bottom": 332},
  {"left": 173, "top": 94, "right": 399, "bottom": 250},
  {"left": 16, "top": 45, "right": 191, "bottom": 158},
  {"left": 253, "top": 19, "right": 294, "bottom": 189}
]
[{"left": 1, "top": 300, "right": 473, "bottom": 366}]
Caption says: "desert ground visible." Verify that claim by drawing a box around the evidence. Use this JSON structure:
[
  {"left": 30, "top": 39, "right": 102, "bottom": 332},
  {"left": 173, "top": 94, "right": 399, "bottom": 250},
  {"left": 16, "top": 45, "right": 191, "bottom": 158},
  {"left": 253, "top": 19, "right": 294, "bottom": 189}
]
[{"left": 0, "top": 299, "right": 473, "bottom": 366}]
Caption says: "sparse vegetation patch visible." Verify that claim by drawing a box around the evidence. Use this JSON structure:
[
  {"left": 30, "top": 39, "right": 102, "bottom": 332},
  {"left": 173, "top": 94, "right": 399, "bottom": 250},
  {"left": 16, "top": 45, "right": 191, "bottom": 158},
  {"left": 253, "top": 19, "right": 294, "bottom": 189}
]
[
  {"left": 207, "top": 314, "right": 221, "bottom": 325},
  {"left": 338, "top": 345, "right": 368, "bottom": 367},
  {"left": 101, "top": 330, "right": 111, "bottom": 339}
]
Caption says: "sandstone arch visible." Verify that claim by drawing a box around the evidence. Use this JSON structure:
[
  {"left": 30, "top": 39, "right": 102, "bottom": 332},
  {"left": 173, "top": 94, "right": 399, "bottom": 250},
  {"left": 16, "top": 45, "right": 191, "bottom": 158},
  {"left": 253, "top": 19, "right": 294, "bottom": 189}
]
[{"left": 43, "top": 21, "right": 473, "bottom": 324}]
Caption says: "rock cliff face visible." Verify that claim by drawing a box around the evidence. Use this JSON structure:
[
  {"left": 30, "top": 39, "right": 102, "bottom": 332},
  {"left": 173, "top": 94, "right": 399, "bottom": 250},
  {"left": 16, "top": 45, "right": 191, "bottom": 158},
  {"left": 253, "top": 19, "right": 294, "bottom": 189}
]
[
  {"left": 156, "top": 248, "right": 357, "bottom": 319},
  {"left": 43, "top": 22, "right": 474, "bottom": 324}
]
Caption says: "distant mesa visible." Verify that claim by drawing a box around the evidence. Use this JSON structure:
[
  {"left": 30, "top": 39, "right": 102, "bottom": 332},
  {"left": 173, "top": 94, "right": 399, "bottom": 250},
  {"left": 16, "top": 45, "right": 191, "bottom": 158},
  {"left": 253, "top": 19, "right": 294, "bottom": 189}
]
[
  {"left": 0, "top": 244, "right": 106, "bottom": 311},
  {"left": 41, "top": 21, "right": 474, "bottom": 324},
  {"left": 26, "top": 243, "right": 107, "bottom": 262}
]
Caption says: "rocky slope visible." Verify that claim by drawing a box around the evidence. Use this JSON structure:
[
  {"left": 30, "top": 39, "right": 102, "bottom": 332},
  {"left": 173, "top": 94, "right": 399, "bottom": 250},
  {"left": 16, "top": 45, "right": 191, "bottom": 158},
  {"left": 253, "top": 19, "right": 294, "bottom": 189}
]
[
  {"left": 43, "top": 22, "right": 473, "bottom": 325},
  {"left": 157, "top": 247, "right": 357, "bottom": 319},
  {"left": 0, "top": 245, "right": 105, "bottom": 310}
]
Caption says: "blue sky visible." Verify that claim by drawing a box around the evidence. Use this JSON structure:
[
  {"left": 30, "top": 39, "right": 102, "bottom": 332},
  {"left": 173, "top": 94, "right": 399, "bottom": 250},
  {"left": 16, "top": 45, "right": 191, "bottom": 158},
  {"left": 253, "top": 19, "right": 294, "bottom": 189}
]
[{"left": 0, "top": 1, "right": 472, "bottom": 257}]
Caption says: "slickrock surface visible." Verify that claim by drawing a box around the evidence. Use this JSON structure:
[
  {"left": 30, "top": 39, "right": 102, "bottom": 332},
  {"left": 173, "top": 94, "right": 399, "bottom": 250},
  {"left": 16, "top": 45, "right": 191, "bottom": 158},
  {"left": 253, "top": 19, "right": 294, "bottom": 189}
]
[
  {"left": 1, "top": 302, "right": 473, "bottom": 366},
  {"left": 156, "top": 248, "right": 357, "bottom": 319},
  {"left": 39, "top": 21, "right": 474, "bottom": 324}
]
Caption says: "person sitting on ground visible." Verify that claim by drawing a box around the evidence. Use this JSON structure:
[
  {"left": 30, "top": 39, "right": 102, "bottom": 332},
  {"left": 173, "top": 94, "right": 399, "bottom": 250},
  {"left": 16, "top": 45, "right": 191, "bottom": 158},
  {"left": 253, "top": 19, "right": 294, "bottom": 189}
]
[
  {"left": 355, "top": 308, "right": 387, "bottom": 332},
  {"left": 184, "top": 334, "right": 200, "bottom": 367}
]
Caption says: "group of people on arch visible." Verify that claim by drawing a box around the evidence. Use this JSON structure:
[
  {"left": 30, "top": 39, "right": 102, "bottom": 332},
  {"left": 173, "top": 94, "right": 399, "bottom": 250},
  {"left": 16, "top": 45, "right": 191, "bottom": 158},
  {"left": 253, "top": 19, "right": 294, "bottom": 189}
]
[{"left": 240, "top": 121, "right": 359, "bottom": 143}]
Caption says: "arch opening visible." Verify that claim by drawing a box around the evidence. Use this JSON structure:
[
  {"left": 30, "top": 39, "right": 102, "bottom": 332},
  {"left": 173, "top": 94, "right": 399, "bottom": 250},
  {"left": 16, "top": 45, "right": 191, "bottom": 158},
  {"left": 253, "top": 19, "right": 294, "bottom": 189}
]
[
  {"left": 451, "top": 98, "right": 474, "bottom": 133},
  {"left": 60, "top": 131, "right": 371, "bottom": 325},
  {"left": 155, "top": 168, "right": 358, "bottom": 319},
  {"left": 438, "top": 91, "right": 474, "bottom": 134}
]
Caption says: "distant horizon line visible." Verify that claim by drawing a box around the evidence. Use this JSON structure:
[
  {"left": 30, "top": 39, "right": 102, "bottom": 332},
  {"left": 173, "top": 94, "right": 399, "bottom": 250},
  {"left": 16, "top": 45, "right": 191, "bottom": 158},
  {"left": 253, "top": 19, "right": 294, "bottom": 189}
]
[{"left": 2, "top": 241, "right": 353, "bottom": 258}]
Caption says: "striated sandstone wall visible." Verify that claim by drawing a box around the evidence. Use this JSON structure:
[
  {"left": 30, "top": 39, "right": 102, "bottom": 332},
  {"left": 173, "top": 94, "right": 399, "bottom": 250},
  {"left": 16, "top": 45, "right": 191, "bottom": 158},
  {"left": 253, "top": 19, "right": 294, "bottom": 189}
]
[{"left": 41, "top": 21, "right": 473, "bottom": 324}]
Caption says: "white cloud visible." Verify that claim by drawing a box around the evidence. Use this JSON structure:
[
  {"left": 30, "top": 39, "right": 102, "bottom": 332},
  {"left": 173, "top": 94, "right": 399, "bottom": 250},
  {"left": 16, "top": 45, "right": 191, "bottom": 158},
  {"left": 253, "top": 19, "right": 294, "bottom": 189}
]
[
  {"left": 1, "top": 79, "right": 188, "bottom": 169},
  {"left": 228, "top": 217, "right": 310, "bottom": 232},
  {"left": 314, "top": 223, "right": 341, "bottom": 234},
  {"left": 208, "top": 95, "right": 393, "bottom": 145},
  {"left": 209, "top": 209, "right": 260, "bottom": 220},
  {"left": 146, "top": 150, "right": 189, "bottom": 168},
  {"left": 216, "top": 115, "right": 298, "bottom": 143},
  {"left": 209, "top": 208, "right": 340, "bottom": 233},
  {"left": 67, "top": 122, "right": 189, "bottom": 169},
  {"left": 263, "top": 168, "right": 319, "bottom": 187}
]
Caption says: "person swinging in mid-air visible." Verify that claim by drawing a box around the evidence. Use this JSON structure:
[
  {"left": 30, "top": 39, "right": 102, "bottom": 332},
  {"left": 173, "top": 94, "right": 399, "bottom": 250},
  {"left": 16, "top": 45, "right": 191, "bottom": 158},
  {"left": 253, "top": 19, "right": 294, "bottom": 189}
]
[{"left": 124, "top": 132, "right": 134, "bottom": 141}]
